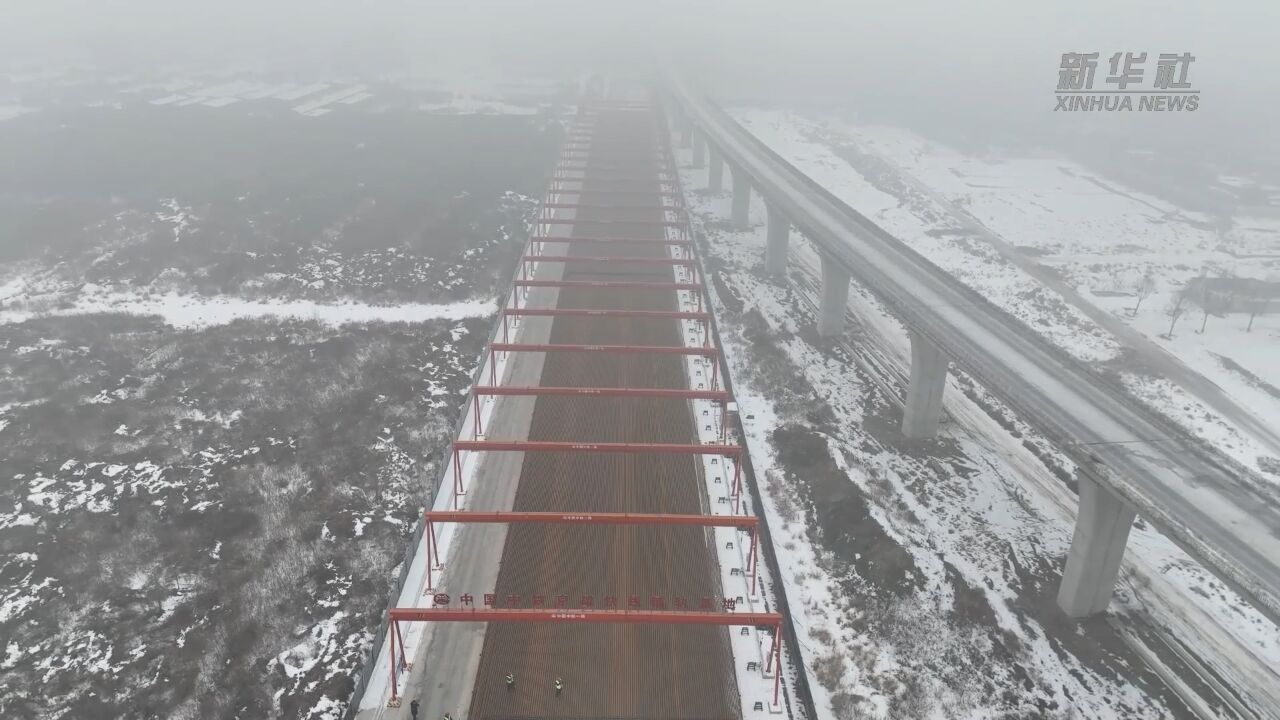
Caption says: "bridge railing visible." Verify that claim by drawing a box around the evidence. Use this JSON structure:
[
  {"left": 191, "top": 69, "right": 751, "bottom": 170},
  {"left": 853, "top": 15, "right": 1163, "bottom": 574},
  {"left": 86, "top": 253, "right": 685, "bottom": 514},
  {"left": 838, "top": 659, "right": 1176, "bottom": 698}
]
[
  {"left": 658, "top": 101, "right": 819, "bottom": 720},
  {"left": 667, "top": 75, "right": 1280, "bottom": 625},
  {"left": 667, "top": 76, "right": 1257, "bottom": 493},
  {"left": 340, "top": 115, "right": 574, "bottom": 720}
]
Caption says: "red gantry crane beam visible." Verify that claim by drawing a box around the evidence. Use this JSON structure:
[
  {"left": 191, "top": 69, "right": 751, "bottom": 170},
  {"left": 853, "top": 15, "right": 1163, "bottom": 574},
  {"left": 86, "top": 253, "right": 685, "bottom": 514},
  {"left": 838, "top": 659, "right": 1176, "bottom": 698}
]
[
  {"left": 526, "top": 230, "right": 691, "bottom": 254},
  {"left": 559, "top": 153, "right": 666, "bottom": 163},
  {"left": 557, "top": 161, "right": 670, "bottom": 171},
  {"left": 466, "top": 385, "right": 731, "bottom": 438},
  {"left": 425, "top": 509, "right": 756, "bottom": 527},
  {"left": 498, "top": 307, "right": 711, "bottom": 345},
  {"left": 536, "top": 219, "right": 686, "bottom": 229},
  {"left": 528, "top": 235, "right": 691, "bottom": 246},
  {"left": 521, "top": 254, "right": 693, "bottom": 265},
  {"left": 454, "top": 439, "right": 740, "bottom": 455},
  {"left": 484, "top": 343, "right": 722, "bottom": 389},
  {"left": 502, "top": 307, "right": 706, "bottom": 319},
  {"left": 473, "top": 385, "right": 728, "bottom": 400},
  {"left": 384, "top": 609, "right": 784, "bottom": 707},
  {"left": 510, "top": 277, "right": 704, "bottom": 311},
  {"left": 551, "top": 177, "right": 676, "bottom": 187},
  {"left": 489, "top": 342, "right": 718, "bottom": 356},
  {"left": 448, "top": 440, "right": 744, "bottom": 511},
  {"left": 513, "top": 279, "right": 700, "bottom": 291},
  {"left": 540, "top": 203, "right": 682, "bottom": 213},
  {"left": 552, "top": 173, "right": 675, "bottom": 184},
  {"left": 421, "top": 511, "right": 760, "bottom": 594},
  {"left": 548, "top": 190, "right": 682, "bottom": 198}
]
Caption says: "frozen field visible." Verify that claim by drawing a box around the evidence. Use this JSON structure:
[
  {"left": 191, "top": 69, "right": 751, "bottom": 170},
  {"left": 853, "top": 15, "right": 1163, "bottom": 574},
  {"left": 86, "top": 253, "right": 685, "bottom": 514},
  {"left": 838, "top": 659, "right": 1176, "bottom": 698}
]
[
  {"left": 0, "top": 102, "right": 553, "bottom": 718},
  {"left": 677, "top": 143, "right": 1280, "bottom": 719},
  {"left": 730, "top": 108, "right": 1280, "bottom": 483}
]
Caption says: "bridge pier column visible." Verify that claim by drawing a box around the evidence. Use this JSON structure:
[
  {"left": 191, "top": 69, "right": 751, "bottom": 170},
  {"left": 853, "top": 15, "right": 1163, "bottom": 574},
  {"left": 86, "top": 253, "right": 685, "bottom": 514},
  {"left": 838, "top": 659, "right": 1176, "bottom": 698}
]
[
  {"left": 817, "top": 253, "right": 850, "bottom": 336},
  {"left": 764, "top": 201, "right": 790, "bottom": 276},
  {"left": 1058, "top": 476, "right": 1135, "bottom": 617},
  {"left": 680, "top": 117, "right": 693, "bottom": 149},
  {"left": 708, "top": 145, "right": 724, "bottom": 192},
  {"left": 691, "top": 129, "right": 705, "bottom": 169},
  {"left": 901, "top": 329, "right": 948, "bottom": 438},
  {"left": 731, "top": 164, "right": 751, "bottom": 230}
]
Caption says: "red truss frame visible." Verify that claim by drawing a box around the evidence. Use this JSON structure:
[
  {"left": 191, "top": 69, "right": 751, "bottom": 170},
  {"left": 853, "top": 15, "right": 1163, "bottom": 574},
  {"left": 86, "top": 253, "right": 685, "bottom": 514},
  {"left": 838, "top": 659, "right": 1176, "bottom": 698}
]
[
  {"left": 559, "top": 152, "right": 665, "bottom": 162},
  {"left": 498, "top": 307, "right": 711, "bottom": 346},
  {"left": 520, "top": 254, "right": 693, "bottom": 265},
  {"left": 557, "top": 160, "right": 665, "bottom": 170},
  {"left": 467, "top": 385, "right": 730, "bottom": 438},
  {"left": 540, "top": 203, "right": 683, "bottom": 213},
  {"left": 422, "top": 510, "right": 759, "bottom": 593},
  {"left": 549, "top": 190, "right": 683, "bottom": 198},
  {"left": 552, "top": 172, "right": 676, "bottom": 184},
  {"left": 380, "top": 106, "right": 791, "bottom": 716},
  {"left": 501, "top": 307, "right": 707, "bottom": 319},
  {"left": 513, "top": 279, "right": 701, "bottom": 291},
  {"left": 449, "top": 440, "right": 744, "bottom": 511},
  {"left": 528, "top": 235, "right": 691, "bottom": 246},
  {"left": 385, "top": 608, "right": 783, "bottom": 706},
  {"left": 485, "top": 342, "right": 721, "bottom": 389},
  {"left": 549, "top": 178, "right": 677, "bottom": 190},
  {"left": 510, "top": 274, "right": 702, "bottom": 309}
]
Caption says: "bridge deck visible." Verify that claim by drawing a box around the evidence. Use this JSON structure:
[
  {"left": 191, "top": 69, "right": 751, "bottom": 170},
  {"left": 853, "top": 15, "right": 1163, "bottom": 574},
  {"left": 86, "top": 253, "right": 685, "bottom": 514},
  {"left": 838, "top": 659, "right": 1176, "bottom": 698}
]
[
  {"left": 669, "top": 74, "right": 1280, "bottom": 625},
  {"left": 465, "top": 106, "right": 740, "bottom": 718}
]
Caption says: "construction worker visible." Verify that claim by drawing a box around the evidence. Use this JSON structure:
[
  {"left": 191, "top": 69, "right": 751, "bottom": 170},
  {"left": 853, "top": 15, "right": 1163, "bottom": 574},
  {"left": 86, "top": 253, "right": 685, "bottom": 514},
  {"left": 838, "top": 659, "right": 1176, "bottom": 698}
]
[
  {"left": 441, "top": 714, "right": 452, "bottom": 720},
  {"left": 554, "top": 677, "right": 564, "bottom": 696},
  {"left": 408, "top": 699, "right": 419, "bottom": 720},
  {"left": 505, "top": 672, "right": 515, "bottom": 690}
]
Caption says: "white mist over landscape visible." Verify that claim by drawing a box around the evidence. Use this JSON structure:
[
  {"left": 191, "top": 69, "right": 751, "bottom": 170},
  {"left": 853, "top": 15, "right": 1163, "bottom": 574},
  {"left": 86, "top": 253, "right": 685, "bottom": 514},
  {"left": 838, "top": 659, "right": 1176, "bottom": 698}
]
[
  {"left": 4, "top": 0, "right": 1278, "bottom": 162},
  {"left": 3, "top": 2, "right": 1280, "bottom": 719}
]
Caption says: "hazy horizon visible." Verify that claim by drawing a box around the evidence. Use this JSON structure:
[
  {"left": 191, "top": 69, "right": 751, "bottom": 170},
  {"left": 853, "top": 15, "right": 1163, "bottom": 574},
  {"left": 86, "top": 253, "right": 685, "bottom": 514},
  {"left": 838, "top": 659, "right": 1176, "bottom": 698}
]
[{"left": 3, "top": 0, "right": 1278, "bottom": 170}]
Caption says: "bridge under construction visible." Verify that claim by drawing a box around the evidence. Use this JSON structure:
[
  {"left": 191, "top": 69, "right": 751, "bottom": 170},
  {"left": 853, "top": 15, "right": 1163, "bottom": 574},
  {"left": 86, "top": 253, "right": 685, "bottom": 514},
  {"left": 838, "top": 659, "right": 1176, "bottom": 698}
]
[{"left": 360, "top": 90, "right": 792, "bottom": 720}]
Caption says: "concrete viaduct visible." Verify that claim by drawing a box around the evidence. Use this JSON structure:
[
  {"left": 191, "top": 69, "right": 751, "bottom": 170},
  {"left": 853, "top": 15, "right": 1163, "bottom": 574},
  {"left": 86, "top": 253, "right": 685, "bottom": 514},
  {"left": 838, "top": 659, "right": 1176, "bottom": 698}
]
[{"left": 665, "top": 73, "right": 1280, "bottom": 625}]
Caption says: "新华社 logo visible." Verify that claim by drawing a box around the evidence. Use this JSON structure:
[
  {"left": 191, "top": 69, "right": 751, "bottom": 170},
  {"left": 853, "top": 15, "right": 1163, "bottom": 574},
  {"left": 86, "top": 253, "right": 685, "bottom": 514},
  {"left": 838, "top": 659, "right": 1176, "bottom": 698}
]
[{"left": 1055, "top": 52, "right": 1199, "bottom": 111}]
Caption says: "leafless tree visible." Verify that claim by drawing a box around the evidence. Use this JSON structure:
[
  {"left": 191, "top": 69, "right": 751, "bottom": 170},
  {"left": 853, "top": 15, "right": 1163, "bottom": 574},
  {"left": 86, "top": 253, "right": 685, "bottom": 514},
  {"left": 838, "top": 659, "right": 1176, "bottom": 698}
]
[
  {"left": 1198, "top": 273, "right": 1217, "bottom": 334},
  {"left": 1164, "top": 285, "right": 1190, "bottom": 339},
  {"left": 1246, "top": 281, "right": 1271, "bottom": 332},
  {"left": 1130, "top": 270, "right": 1156, "bottom": 316}
]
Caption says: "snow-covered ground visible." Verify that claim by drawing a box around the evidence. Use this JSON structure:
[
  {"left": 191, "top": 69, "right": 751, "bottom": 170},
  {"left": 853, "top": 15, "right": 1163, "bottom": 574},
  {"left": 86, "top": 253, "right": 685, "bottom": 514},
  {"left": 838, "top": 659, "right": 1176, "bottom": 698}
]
[
  {"left": 0, "top": 285, "right": 496, "bottom": 329},
  {"left": 677, "top": 149, "right": 1280, "bottom": 718},
  {"left": 729, "top": 108, "right": 1280, "bottom": 481},
  {"left": 1, "top": 68, "right": 561, "bottom": 121},
  {"left": 0, "top": 105, "right": 38, "bottom": 122},
  {"left": 416, "top": 95, "right": 542, "bottom": 116},
  {"left": 0, "top": 102, "right": 550, "bottom": 717}
]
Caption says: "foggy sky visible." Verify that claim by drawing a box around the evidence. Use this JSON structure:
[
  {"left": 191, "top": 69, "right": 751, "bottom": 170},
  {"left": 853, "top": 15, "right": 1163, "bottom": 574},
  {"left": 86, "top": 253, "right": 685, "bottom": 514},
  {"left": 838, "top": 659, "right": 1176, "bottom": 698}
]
[{"left": 3, "top": 0, "right": 1278, "bottom": 166}]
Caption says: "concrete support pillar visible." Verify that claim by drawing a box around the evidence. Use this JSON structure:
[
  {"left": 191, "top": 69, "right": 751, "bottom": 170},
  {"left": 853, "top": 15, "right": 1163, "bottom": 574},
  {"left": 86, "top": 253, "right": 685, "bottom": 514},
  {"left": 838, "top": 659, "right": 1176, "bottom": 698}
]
[
  {"left": 731, "top": 164, "right": 751, "bottom": 230},
  {"left": 817, "top": 254, "right": 850, "bottom": 337},
  {"left": 680, "top": 117, "right": 693, "bottom": 149},
  {"left": 764, "top": 201, "right": 790, "bottom": 276},
  {"left": 901, "top": 329, "right": 949, "bottom": 438},
  {"left": 708, "top": 145, "right": 724, "bottom": 192},
  {"left": 691, "top": 130, "right": 706, "bottom": 169},
  {"left": 1058, "top": 476, "right": 1136, "bottom": 617}
]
